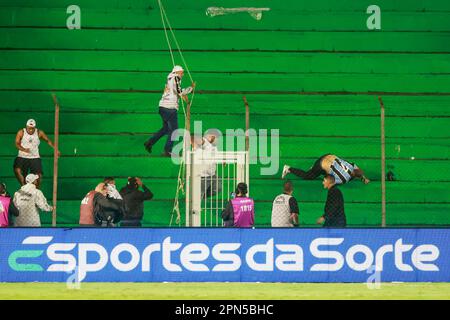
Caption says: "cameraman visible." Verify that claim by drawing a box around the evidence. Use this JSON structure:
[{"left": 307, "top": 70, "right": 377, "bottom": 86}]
[
  {"left": 120, "top": 177, "right": 153, "bottom": 227},
  {"left": 93, "top": 182, "right": 125, "bottom": 227}
]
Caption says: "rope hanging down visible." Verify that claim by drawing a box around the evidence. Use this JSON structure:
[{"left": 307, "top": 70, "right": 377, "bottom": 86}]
[{"left": 157, "top": 0, "right": 195, "bottom": 226}]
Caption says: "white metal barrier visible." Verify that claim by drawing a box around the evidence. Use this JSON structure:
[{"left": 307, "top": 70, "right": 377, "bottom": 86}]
[{"left": 185, "top": 151, "right": 250, "bottom": 227}]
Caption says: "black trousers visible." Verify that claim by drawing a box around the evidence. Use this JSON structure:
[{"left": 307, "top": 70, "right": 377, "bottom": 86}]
[
  {"left": 145, "top": 107, "right": 178, "bottom": 153},
  {"left": 289, "top": 154, "right": 329, "bottom": 180}
]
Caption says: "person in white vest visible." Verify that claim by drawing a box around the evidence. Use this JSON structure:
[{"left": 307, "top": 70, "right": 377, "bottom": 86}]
[
  {"left": 144, "top": 65, "right": 195, "bottom": 156},
  {"left": 13, "top": 174, "right": 53, "bottom": 227},
  {"left": 271, "top": 180, "right": 300, "bottom": 227},
  {"left": 13, "top": 119, "right": 60, "bottom": 188}
]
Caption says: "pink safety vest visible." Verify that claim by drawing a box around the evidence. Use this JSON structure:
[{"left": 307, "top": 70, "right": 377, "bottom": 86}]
[
  {"left": 231, "top": 197, "right": 255, "bottom": 228},
  {"left": 0, "top": 195, "right": 11, "bottom": 227}
]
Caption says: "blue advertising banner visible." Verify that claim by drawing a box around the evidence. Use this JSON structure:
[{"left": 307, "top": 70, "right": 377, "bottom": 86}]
[{"left": 0, "top": 228, "right": 449, "bottom": 283}]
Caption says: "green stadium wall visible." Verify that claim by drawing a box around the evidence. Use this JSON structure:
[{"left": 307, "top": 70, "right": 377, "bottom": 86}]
[{"left": 0, "top": 0, "right": 449, "bottom": 227}]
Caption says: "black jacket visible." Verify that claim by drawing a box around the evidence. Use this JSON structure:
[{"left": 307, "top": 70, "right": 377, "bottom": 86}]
[
  {"left": 93, "top": 193, "right": 125, "bottom": 225},
  {"left": 120, "top": 185, "right": 153, "bottom": 220},
  {"left": 323, "top": 185, "right": 346, "bottom": 227},
  {"left": 221, "top": 200, "right": 234, "bottom": 227}
]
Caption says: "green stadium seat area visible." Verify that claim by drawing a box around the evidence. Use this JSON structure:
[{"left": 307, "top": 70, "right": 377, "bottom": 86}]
[{"left": 0, "top": 0, "right": 448, "bottom": 226}]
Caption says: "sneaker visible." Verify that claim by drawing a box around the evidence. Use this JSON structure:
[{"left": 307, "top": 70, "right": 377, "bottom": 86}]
[
  {"left": 281, "top": 165, "right": 290, "bottom": 179},
  {"left": 161, "top": 151, "right": 172, "bottom": 157}
]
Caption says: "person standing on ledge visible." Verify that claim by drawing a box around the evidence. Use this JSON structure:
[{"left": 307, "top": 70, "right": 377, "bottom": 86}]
[
  {"left": 317, "top": 175, "right": 346, "bottom": 228},
  {"left": 144, "top": 65, "right": 195, "bottom": 157},
  {"left": 281, "top": 154, "right": 370, "bottom": 185},
  {"left": 13, "top": 119, "right": 60, "bottom": 188}
]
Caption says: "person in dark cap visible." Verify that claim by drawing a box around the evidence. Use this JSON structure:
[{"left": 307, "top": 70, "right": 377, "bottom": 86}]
[
  {"left": 222, "top": 182, "right": 254, "bottom": 228},
  {"left": 119, "top": 177, "right": 153, "bottom": 227}
]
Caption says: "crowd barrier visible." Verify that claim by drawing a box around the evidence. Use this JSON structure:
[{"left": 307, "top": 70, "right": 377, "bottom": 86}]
[{"left": 0, "top": 228, "right": 449, "bottom": 283}]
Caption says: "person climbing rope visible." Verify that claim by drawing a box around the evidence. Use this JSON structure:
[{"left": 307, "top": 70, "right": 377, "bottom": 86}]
[
  {"left": 144, "top": 65, "right": 195, "bottom": 157},
  {"left": 281, "top": 154, "right": 370, "bottom": 185}
]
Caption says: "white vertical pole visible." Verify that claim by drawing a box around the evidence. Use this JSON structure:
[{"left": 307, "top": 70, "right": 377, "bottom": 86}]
[
  {"left": 244, "top": 96, "right": 250, "bottom": 195},
  {"left": 191, "top": 152, "right": 202, "bottom": 227},
  {"left": 210, "top": 173, "right": 213, "bottom": 226},
  {"left": 185, "top": 152, "right": 191, "bottom": 226},
  {"left": 216, "top": 163, "right": 219, "bottom": 227},
  {"left": 227, "top": 162, "right": 230, "bottom": 201},
  {"left": 203, "top": 174, "right": 206, "bottom": 227},
  {"left": 221, "top": 162, "right": 224, "bottom": 222},
  {"left": 246, "top": 152, "right": 250, "bottom": 194}
]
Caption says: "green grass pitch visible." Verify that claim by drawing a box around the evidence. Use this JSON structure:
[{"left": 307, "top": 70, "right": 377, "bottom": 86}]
[{"left": 0, "top": 283, "right": 449, "bottom": 300}]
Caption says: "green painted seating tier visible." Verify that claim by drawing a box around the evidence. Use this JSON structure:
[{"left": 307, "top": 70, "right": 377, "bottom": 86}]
[{"left": 0, "top": 0, "right": 448, "bottom": 226}]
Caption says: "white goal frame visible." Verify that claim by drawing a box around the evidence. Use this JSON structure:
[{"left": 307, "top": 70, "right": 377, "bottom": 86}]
[{"left": 185, "top": 150, "right": 250, "bottom": 227}]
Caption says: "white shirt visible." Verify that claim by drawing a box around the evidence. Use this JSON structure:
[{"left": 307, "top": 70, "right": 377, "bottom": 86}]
[
  {"left": 106, "top": 184, "right": 122, "bottom": 200},
  {"left": 159, "top": 72, "right": 192, "bottom": 110},
  {"left": 13, "top": 183, "right": 52, "bottom": 227},
  {"left": 18, "top": 128, "right": 40, "bottom": 159},
  {"left": 195, "top": 138, "right": 218, "bottom": 177},
  {"left": 271, "top": 193, "right": 294, "bottom": 227}
]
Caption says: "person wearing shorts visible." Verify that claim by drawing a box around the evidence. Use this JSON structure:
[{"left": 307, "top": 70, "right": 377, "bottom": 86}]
[{"left": 13, "top": 119, "right": 60, "bottom": 188}]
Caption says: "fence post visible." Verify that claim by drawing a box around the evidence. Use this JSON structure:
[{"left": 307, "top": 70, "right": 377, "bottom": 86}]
[
  {"left": 243, "top": 96, "right": 250, "bottom": 152},
  {"left": 243, "top": 96, "right": 250, "bottom": 194},
  {"left": 379, "top": 96, "right": 386, "bottom": 227},
  {"left": 51, "top": 94, "right": 60, "bottom": 227}
]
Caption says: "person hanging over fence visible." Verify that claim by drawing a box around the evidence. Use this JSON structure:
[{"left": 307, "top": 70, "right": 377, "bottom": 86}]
[
  {"left": 120, "top": 177, "right": 154, "bottom": 227},
  {"left": 281, "top": 154, "right": 370, "bottom": 185},
  {"left": 193, "top": 130, "right": 223, "bottom": 199},
  {"left": 13, "top": 119, "right": 60, "bottom": 189},
  {"left": 271, "top": 180, "right": 299, "bottom": 227},
  {"left": 13, "top": 174, "right": 53, "bottom": 227},
  {"left": 222, "top": 182, "right": 254, "bottom": 228},
  {"left": 0, "top": 182, "right": 19, "bottom": 227},
  {"left": 316, "top": 175, "right": 347, "bottom": 228},
  {"left": 144, "top": 65, "right": 196, "bottom": 157}
]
